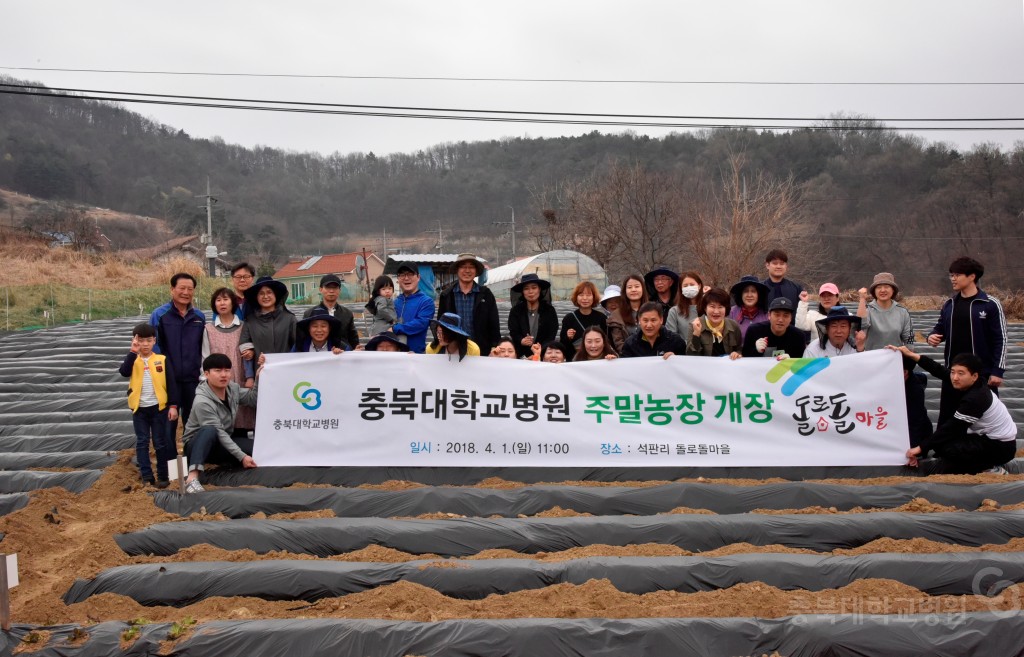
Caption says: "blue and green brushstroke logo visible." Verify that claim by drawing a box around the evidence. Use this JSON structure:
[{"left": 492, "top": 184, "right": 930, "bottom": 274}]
[{"left": 766, "top": 358, "right": 831, "bottom": 396}]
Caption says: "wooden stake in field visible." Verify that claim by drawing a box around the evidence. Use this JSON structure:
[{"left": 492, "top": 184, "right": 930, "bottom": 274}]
[{"left": 0, "top": 553, "right": 19, "bottom": 631}]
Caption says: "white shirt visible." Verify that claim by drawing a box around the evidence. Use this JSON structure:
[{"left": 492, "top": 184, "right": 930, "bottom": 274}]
[{"left": 803, "top": 340, "right": 858, "bottom": 358}]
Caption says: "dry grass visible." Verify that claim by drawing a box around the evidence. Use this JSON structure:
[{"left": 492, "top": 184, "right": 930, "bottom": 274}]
[
  {"left": 988, "top": 287, "right": 1024, "bottom": 321},
  {"left": 0, "top": 230, "right": 146, "bottom": 289},
  {"left": 0, "top": 232, "right": 206, "bottom": 290},
  {"left": 0, "top": 232, "right": 221, "bottom": 329}
]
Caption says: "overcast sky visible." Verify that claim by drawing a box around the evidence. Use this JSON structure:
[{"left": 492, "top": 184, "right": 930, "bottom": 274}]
[{"left": 2, "top": 1, "right": 1022, "bottom": 157}]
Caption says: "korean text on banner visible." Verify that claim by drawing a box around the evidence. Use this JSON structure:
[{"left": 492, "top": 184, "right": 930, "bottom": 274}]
[{"left": 253, "top": 350, "right": 909, "bottom": 468}]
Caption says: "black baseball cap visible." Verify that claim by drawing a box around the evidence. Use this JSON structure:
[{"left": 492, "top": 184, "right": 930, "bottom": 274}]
[
  {"left": 768, "top": 297, "right": 795, "bottom": 313},
  {"left": 319, "top": 274, "right": 342, "bottom": 287}
]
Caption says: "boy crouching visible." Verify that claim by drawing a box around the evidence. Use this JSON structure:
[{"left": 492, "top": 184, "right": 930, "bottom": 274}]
[{"left": 181, "top": 353, "right": 260, "bottom": 493}]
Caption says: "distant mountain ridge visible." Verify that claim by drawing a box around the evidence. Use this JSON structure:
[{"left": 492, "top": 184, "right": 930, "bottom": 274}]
[{"left": 1, "top": 75, "right": 1023, "bottom": 291}]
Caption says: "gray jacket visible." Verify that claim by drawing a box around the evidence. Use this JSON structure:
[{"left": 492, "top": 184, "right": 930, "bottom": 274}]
[
  {"left": 368, "top": 295, "right": 396, "bottom": 336},
  {"left": 239, "top": 307, "right": 297, "bottom": 359},
  {"left": 182, "top": 381, "right": 258, "bottom": 462},
  {"left": 861, "top": 301, "right": 914, "bottom": 351}
]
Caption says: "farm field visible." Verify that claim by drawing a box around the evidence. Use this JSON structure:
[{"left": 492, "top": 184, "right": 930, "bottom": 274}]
[{"left": 1, "top": 306, "right": 1023, "bottom": 656}]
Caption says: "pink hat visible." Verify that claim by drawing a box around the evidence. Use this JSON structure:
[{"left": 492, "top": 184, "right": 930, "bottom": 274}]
[{"left": 818, "top": 283, "right": 839, "bottom": 296}]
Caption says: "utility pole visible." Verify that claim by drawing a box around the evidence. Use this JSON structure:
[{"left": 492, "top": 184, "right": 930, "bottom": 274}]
[
  {"left": 361, "top": 247, "right": 372, "bottom": 298},
  {"left": 423, "top": 221, "right": 444, "bottom": 253},
  {"left": 493, "top": 205, "right": 518, "bottom": 261},
  {"left": 196, "top": 178, "right": 219, "bottom": 277}
]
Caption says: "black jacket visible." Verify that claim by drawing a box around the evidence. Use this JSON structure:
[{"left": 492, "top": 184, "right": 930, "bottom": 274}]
[
  {"left": 507, "top": 301, "right": 559, "bottom": 359},
  {"left": 437, "top": 283, "right": 501, "bottom": 356},
  {"left": 741, "top": 321, "right": 807, "bottom": 358},
  {"left": 620, "top": 328, "right": 687, "bottom": 358}
]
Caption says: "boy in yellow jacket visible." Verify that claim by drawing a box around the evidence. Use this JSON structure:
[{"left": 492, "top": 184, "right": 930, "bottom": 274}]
[{"left": 119, "top": 323, "right": 179, "bottom": 487}]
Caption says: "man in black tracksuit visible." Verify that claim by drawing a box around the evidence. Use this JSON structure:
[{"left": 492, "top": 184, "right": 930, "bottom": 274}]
[{"left": 893, "top": 346, "right": 1016, "bottom": 475}]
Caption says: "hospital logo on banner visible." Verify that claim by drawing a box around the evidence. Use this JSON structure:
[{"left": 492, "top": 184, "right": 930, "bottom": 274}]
[{"left": 292, "top": 381, "right": 322, "bottom": 411}]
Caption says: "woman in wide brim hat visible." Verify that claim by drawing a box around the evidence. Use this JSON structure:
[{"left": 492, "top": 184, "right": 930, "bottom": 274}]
[
  {"left": 427, "top": 312, "right": 480, "bottom": 360},
  {"left": 365, "top": 331, "right": 410, "bottom": 352},
  {"left": 293, "top": 306, "right": 349, "bottom": 353},
  {"left": 728, "top": 275, "right": 770, "bottom": 342},
  {"left": 508, "top": 273, "right": 558, "bottom": 358},
  {"left": 600, "top": 285, "right": 621, "bottom": 312},
  {"left": 643, "top": 265, "right": 680, "bottom": 313},
  {"left": 510, "top": 272, "right": 551, "bottom": 296},
  {"left": 239, "top": 276, "right": 297, "bottom": 362},
  {"left": 242, "top": 276, "right": 290, "bottom": 315}
]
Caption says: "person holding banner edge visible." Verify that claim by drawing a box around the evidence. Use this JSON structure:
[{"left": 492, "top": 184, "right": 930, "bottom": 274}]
[{"left": 890, "top": 345, "right": 1015, "bottom": 475}]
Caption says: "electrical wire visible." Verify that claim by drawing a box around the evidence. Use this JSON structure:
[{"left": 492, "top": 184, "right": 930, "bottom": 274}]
[
  {"left": 2, "top": 86, "right": 1023, "bottom": 132},
  {"left": 2, "top": 65, "right": 1022, "bottom": 86},
  {"left": 1, "top": 82, "right": 1019, "bottom": 123}
]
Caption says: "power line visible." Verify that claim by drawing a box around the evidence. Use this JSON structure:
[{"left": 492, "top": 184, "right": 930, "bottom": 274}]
[
  {"left": 2, "top": 82, "right": 1021, "bottom": 123},
  {"left": 2, "top": 66, "right": 1022, "bottom": 86},
  {"left": 2, "top": 86, "right": 1023, "bottom": 132}
]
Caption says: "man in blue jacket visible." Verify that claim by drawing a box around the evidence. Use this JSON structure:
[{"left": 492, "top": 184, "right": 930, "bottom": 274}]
[
  {"left": 150, "top": 272, "right": 207, "bottom": 436},
  {"left": 391, "top": 263, "right": 435, "bottom": 353},
  {"left": 926, "top": 257, "right": 1007, "bottom": 425}
]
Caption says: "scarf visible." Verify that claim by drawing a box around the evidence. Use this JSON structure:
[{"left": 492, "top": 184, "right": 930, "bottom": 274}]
[
  {"left": 740, "top": 306, "right": 760, "bottom": 321},
  {"left": 706, "top": 317, "right": 725, "bottom": 343}
]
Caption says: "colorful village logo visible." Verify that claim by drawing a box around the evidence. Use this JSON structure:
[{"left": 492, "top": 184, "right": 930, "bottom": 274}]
[
  {"left": 765, "top": 358, "right": 831, "bottom": 396},
  {"left": 293, "top": 381, "right": 322, "bottom": 410}
]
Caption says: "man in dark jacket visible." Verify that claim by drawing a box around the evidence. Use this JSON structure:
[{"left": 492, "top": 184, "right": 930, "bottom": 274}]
[
  {"left": 150, "top": 272, "right": 206, "bottom": 436},
  {"left": 926, "top": 257, "right": 1007, "bottom": 425},
  {"left": 304, "top": 274, "right": 360, "bottom": 349},
  {"left": 762, "top": 249, "right": 804, "bottom": 310},
  {"left": 437, "top": 253, "right": 501, "bottom": 356},
  {"left": 620, "top": 302, "right": 687, "bottom": 358},
  {"left": 741, "top": 297, "right": 807, "bottom": 359}
]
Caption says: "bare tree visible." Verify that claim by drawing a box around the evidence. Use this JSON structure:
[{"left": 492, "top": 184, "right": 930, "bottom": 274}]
[
  {"left": 684, "top": 154, "right": 820, "bottom": 287},
  {"left": 26, "top": 203, "right": 102, "bottom": 250},
  {"left": 529, "top": 161, "right": 687, "bottom": 278}
]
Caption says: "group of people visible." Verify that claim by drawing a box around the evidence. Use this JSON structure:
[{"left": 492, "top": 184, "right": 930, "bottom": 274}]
[{"left": 122, "top": 249, "right": 1013, "bottom": 490}]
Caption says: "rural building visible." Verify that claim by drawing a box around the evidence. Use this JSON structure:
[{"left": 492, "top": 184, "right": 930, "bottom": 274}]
[
  {"left": 273, "top": 251, "right": 384, "bottom": 303},
  {"left": 482, "top": 250, "right": 608, "bottom": 300}
]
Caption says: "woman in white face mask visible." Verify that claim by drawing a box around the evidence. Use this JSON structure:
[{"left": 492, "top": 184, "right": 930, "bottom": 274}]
[{"left": 665, "top": 271, "right": 705, "bottom": 341}]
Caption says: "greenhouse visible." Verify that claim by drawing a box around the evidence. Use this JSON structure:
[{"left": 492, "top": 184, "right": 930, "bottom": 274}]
[{"left": 482, "top": 250, "right": 608, "bottom": 301}]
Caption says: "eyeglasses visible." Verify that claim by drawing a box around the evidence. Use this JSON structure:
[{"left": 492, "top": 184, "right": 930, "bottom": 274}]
[
  {"left": 396, "top": 272, "right": 416, "bottom": 279},
  {"left": 232, "top": 274, "right": 253, "bottom": 281}
]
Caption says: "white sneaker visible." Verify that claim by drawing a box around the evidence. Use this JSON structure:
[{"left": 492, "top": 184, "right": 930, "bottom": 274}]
[
  {"left": 185, "top": 479, "right": 205, "bottom": 494},
  {"left": 984, "top": 466, "right": 1008, "bottom": 475}
]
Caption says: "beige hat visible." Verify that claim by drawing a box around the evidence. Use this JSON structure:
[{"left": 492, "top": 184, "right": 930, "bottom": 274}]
[
  {"left": 451, "top": 253, "right": 484, "bottom": 276},
  {"left": 869, "top": 272, "right": 898, "bottom": 297}
]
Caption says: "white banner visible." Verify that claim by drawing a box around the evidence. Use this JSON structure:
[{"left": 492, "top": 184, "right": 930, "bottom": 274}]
[{"left": 252, "top": 350, "right": 909, "bottom": 467}]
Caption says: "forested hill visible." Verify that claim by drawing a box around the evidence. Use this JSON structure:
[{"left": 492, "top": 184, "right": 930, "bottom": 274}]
[{"left": 1, "top": 75, "right": 1022, "bottom": 291}]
